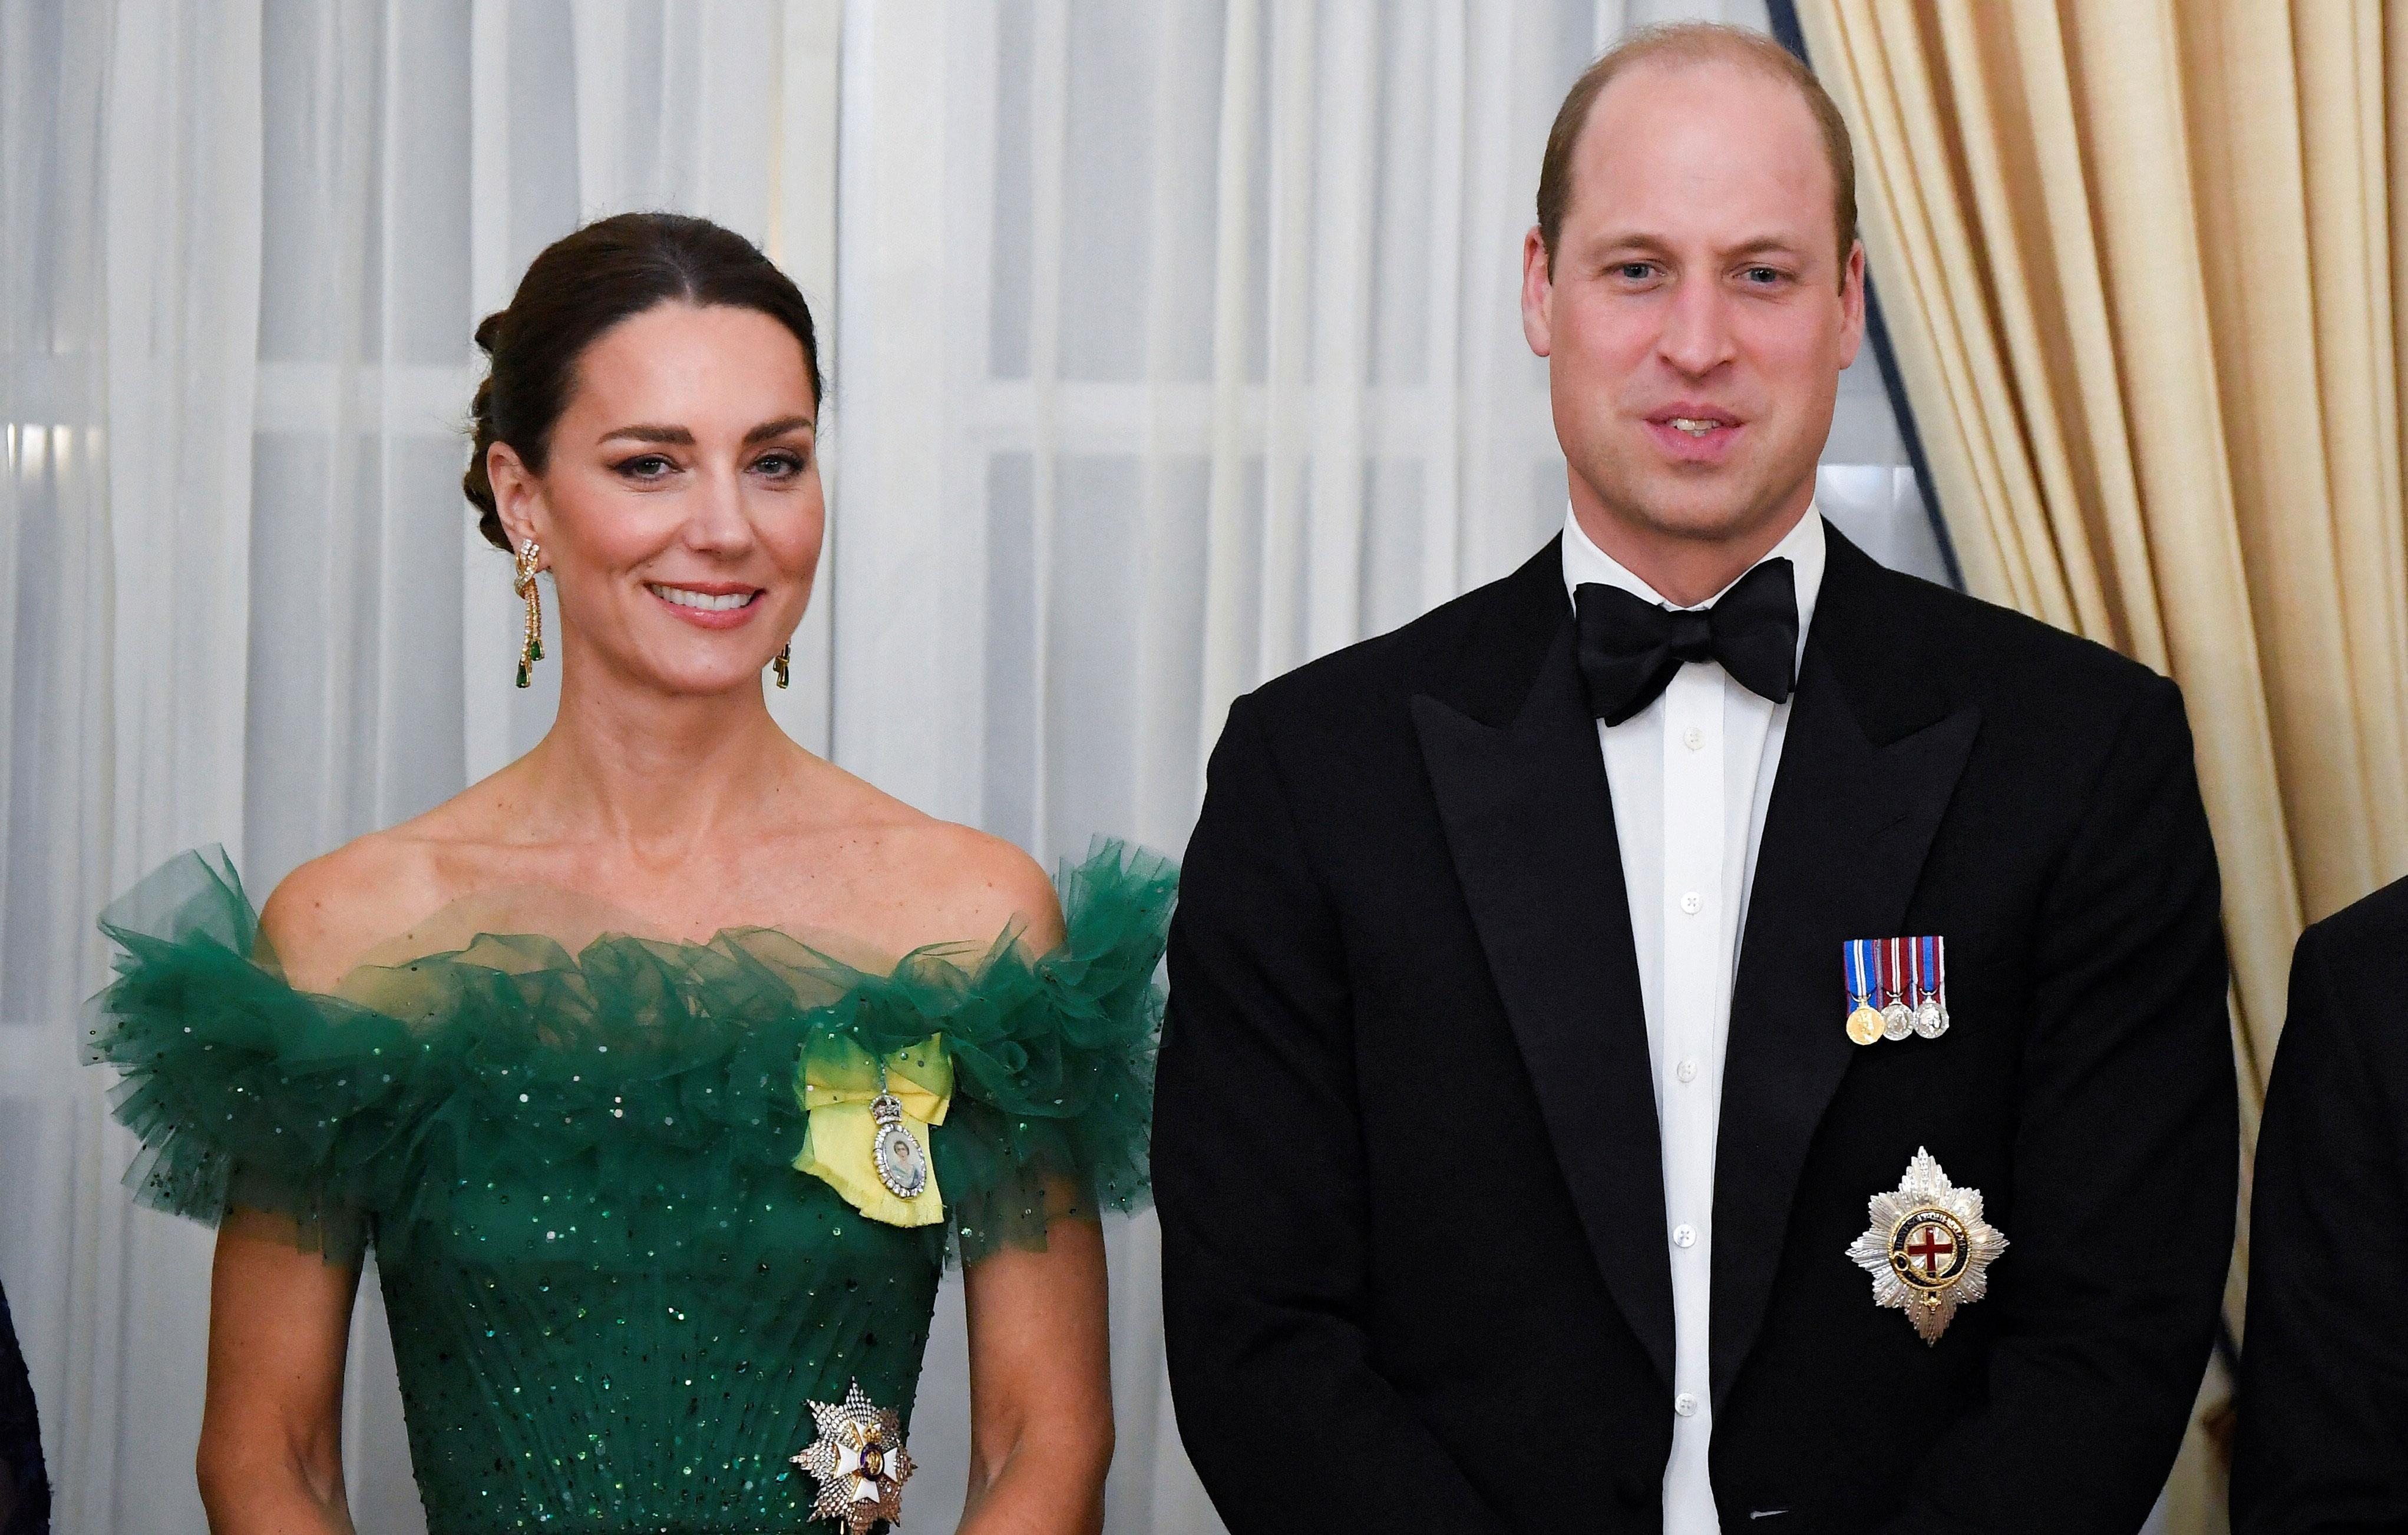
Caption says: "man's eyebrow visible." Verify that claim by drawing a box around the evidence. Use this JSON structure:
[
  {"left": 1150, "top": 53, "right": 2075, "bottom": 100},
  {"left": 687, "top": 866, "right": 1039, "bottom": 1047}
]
[
  {"left": 598, "top": 424, "right": 694, "bottom": 446},
  {"left": 744, "top": 415, "right": 814, "bottom": 445},
  {"left": 1723, "top": 236, "right": 1809, "bottom": 259},
  {"left": 1590, "top": 233, "right": 1811, "bottom": 259}
]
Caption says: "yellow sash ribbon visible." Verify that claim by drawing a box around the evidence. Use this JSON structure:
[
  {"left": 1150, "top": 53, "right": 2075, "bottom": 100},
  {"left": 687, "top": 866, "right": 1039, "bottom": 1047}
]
[{"left": 794, "top": 1034, "right": 952, "bottom": 1228}]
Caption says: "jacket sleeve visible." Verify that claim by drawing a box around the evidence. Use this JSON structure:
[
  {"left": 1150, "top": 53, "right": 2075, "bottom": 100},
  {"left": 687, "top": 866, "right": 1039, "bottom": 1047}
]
[
  {"left": 1878, "top": 677, "right": 2238, "bottom": 1534},
  {"left": 2229, "top": 912, "right": 2408, "bottom": 1531},
  {"left": 1154, "top": 694, "right": 1508, "bottom": 1535}
]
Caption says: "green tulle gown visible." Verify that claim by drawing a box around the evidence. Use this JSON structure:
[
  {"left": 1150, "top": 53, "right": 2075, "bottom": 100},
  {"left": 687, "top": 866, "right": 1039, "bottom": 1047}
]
[{"left": 84, "top": 841, "right": 1174, "bottom": 1534}]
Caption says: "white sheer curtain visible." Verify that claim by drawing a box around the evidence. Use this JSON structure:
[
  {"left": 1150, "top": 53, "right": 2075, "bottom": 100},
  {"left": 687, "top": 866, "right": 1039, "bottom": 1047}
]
[{"left": 2, "top": 4, "right": 1932, "bottom": 1534}]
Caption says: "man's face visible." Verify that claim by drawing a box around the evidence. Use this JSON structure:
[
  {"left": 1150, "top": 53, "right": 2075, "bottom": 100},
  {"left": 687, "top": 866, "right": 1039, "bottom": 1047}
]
[{"left": 1522, "top": 59, "right": 1864, "bottom": 554}]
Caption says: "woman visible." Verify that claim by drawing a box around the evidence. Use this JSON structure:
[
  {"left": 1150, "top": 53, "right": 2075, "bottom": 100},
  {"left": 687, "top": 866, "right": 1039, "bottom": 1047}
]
[{"left": 87, "top": 213, "right": 1170, "bottom": 1534}]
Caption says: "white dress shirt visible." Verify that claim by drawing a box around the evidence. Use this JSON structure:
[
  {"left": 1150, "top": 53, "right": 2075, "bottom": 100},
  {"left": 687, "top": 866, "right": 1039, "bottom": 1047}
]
[{"left": 1560, "top": 505, "right": 1826, "bottom": 1534}]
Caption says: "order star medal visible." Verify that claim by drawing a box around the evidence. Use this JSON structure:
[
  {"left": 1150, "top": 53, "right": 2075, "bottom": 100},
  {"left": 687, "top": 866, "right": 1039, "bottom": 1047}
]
[
  {"left": 793, "top": 1380, "right": 915, "bottom": 1533},
  {"left": 1845, "top": 1147, "right": 2008, "bottom": 1344}
]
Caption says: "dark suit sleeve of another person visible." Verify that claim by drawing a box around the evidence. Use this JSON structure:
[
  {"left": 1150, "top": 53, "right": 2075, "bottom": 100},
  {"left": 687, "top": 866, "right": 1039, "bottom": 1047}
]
[
  {"left": 0, "top": 1282, "right": 46, "bottom": 1535},
  {"left": 1878, "top": 680, "right": 2237, "bottom": 1535},
  {"left": 1155, "top": 695, "right": 1505, "bottom": 1535},
  {"left": 2231, "top": 895, "right": 2408, "bottom": 1533}
]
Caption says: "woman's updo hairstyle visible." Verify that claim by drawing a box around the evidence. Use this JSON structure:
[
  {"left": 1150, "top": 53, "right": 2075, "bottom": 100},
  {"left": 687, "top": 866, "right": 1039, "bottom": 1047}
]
[{"left": 463, "top": 211, "right": 825, "bottom": 551}]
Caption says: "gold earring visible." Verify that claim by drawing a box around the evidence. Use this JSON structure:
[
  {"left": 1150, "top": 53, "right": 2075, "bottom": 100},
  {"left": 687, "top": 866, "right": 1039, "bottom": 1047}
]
[
  {"left": 513, "top": 540, "right": 544, "bottom": 688},
  {"left": 773, "top": 643, "right": 791, "bottom": 689}
]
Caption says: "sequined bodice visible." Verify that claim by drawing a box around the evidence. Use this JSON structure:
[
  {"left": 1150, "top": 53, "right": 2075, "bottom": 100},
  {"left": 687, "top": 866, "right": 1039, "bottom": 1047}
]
[
  {"left": 85, "top": 843, "right": 1172, "bottom": 1534},
  {"left": 375, "top": 1136, "right": 938, "bottom": 1531}
]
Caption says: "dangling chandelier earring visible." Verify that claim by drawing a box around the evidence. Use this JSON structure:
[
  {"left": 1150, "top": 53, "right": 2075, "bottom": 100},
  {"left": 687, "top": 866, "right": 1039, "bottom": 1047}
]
[
  {"left": 513, "top": 539, "right": 545, "bottom": 688},
  {"left": 773, "top": 643, "right": 791, "bottom": 689}
]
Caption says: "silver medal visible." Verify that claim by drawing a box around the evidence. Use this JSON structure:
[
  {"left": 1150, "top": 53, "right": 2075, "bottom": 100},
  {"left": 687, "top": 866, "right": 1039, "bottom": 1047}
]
[{"left": 1914, "top": 997, "right": 1947, "bottom": 1039}]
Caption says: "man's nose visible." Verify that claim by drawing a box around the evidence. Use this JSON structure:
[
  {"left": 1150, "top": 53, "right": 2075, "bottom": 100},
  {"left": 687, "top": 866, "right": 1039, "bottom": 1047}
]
[{"left": 1656, "top": 275, "right": 1737, "bottom": 376}]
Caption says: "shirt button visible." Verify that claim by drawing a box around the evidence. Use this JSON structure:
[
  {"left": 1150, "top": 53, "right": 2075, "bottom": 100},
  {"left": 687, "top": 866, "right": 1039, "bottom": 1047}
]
[
  {"left": 1679, "top": 891, "right": 1702, "bottom": 915},
  {"left": 1683, "top": 726, "right": 1705, "bottom": 750},
  {"left": 1672, "top": 1223, "right": 1697, "bottom": 1249},
  {"left": 1677, "top": 1058, "right": 1698, "bottom": 1083},
  {"left": 1674, "top": 1393, "right": 1698, "bottom": 1418}
]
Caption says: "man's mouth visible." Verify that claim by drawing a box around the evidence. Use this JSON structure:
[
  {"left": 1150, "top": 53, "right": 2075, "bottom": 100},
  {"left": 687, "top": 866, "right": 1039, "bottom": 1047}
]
[{"left": 1650, "top": 407, "right": 1741, "bottom": 437}]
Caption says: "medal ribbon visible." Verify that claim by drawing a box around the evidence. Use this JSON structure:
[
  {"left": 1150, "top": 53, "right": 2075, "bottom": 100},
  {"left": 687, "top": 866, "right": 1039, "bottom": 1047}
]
[
  {"left": 1881, "top": 937, "right": 1904, "bottom": 1006},
  {"left": 1844, "top": 938, "right": 1876, "bottom": 1010},
  {"left": 794, "top": 1034, "right": 953, "bottom": 1229},
  {"left": 1925, "top": 934, "right": 1944, "bottom": 1007}
]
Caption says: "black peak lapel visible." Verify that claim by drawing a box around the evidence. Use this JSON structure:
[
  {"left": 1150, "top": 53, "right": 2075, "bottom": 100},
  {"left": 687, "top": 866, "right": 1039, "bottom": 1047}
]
[
  {"left": 1707, "top": 540, "right": 1981, "bottom": 1407},
  {"left": 1412, "top": 621, "right": 1675, "bottom": 1387}
]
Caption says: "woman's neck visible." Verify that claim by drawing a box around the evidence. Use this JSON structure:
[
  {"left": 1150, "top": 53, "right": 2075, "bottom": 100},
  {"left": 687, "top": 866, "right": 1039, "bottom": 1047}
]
[{"left": 511, "top": 658, "right": 807, "bottom": 853}]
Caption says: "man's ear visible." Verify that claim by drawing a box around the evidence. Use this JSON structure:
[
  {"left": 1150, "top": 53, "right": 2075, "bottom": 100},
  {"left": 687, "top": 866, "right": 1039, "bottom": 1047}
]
[
  {"left": 1521, "top": 226, "right": 1556, "bottom": 359},
  {"left": 488, "top": 441, "right": 544, "bottom": 554},
  {"left": 1836, "top": 238, "right": 1867, "bottom": 370}
]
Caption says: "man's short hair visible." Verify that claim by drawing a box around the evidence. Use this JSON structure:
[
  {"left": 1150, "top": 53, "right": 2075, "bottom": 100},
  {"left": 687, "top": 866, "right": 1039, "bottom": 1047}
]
[{"left": 1537, "top": 22, "right": 1858, "bottom": 286}]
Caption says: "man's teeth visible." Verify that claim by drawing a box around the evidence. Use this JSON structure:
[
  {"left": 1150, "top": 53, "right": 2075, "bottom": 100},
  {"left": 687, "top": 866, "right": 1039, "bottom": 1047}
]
[
  {"left": 1669, "top": 417, "right": 1725, "bottom": 436},
  {"left": 648, "top": 584, "right": 755, "bottom": 611}
]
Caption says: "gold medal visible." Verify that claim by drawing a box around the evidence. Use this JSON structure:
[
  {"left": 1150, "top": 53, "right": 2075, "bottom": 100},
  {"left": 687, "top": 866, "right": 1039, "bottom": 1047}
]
[{"left": 1843, "top": 939, "right": 1886, "bottom": 1044}]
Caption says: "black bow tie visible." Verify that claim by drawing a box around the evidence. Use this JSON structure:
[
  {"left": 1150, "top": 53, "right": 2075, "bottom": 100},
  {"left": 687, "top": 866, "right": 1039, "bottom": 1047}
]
[{"left": 1575, "top": 558, "right": 1799, "bottom": 726}]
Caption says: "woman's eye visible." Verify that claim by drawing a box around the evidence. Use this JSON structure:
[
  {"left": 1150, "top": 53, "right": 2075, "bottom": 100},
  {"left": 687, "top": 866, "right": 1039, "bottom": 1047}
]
[
  {"left": 752, "top": 449, "right": 807, "bottom": 479},
  {"left": 615, "top": 454, "right": 676, "bottom": 481}
]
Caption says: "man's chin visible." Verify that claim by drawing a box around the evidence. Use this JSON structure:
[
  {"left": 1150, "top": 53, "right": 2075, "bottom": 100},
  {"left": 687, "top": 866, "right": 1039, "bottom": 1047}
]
[{"left": 1618, "top": 489, "right": 1786, "bottom": 545}]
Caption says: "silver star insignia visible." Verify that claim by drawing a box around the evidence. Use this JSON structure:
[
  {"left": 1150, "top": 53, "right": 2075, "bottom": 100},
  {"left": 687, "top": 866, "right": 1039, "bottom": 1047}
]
[
  {"left": 792, "top": 1379, "right": 914, "bottom": 1532},
  {"left": 1846, "top": 1147, "right": 2008, "bottom": 1344}
]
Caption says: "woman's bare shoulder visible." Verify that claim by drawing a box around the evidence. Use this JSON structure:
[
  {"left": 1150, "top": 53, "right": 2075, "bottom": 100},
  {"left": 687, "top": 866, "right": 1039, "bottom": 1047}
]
[
  {"left": 792, "top": 786, "right": 1063, "bottom": 958},
  {"left": 257, "top": 828, "right": 455, "bottom": 993},
  {"left": 891, "top": 821, "right": 1066, "bottom": 954}
]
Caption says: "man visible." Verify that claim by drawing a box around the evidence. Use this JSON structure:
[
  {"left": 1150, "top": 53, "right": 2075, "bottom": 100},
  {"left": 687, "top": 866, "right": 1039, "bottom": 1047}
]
[
  {"left": 1155, "top": 22, "right": 2234, "bottom": 1534},
  {"left": 2232, "top": 875, "right": 2408, "bottom": 1531}
]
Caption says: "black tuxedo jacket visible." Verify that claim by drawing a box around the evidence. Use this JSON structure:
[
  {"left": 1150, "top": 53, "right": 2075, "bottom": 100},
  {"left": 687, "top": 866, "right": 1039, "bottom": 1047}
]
[
  {"left": 1155, "top": 526, "right": 2235, "bottom": 1534},
  {"left": 2232, "top": 875, "right": 2408, "bottom": 1532}
]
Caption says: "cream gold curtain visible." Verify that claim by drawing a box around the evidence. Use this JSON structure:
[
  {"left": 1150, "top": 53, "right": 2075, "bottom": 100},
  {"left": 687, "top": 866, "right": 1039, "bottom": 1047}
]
[{"left": 1794, "top": 2, "right": 2408, "bottom": 1528}]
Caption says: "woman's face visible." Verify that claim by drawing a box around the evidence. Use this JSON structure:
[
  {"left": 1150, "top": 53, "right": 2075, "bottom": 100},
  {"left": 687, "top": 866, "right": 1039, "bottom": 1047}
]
[{"left": 490, "top": 300, "right": 823, "bottom": 700}]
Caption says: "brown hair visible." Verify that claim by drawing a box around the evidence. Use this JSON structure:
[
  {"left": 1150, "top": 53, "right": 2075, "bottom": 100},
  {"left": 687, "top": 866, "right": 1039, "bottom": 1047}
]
[
  {"left": 1535, "top": 22, "right": 1857, "bottom": 286},
  {"left": 463, "top": 212, "right": 825, "bottom": 551}
]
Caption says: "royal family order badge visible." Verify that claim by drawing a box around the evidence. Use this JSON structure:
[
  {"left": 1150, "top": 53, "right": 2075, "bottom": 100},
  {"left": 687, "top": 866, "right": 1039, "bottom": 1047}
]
[
  {"left": 794, "top": 1380, "right": 915, "bottom": 1532},
  {"left": 1846, "top": 1148, "right": 2008, "bottom": 1345}
]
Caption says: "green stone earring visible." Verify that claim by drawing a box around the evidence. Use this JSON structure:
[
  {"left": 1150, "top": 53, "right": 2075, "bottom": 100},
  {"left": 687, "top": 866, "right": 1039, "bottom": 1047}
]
[{"left": 513, "top": 540, "right": 544, "bottom": 687}]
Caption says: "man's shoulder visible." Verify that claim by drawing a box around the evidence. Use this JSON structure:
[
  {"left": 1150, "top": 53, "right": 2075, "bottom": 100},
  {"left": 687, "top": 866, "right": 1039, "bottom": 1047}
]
[
  {"left": 1841, "top": 550, "right": 2177, "bottom": 737},
  {"left": 1238, "top": 547, "right": 1558, "bottom": 740},
  {"left": 2300, "top": 875, "right": 2408, "bottom": 995}
]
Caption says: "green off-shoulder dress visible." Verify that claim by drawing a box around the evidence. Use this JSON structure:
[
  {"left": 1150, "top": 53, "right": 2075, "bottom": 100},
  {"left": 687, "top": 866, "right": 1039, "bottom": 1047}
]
[{"left": 84, "top": 841, "right": 1174, "bottom": 1535}]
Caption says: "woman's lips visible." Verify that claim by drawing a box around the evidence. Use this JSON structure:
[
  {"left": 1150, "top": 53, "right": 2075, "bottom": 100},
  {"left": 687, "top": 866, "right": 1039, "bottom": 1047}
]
[{"left": 645, "top": 582, "right": 765, "bottom": 630}]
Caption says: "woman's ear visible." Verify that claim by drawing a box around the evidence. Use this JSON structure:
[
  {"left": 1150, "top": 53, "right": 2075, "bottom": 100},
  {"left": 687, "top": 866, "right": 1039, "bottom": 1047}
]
[{"left": 488, "top": 440, "right": 545, "bottom": 554}]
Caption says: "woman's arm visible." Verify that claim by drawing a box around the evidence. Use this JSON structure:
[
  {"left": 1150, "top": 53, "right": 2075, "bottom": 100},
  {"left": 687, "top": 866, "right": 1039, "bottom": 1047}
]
[
  {"left": 196, "top": 1210, "right": 361, "bottom": 1535},
  {"left": 189, "top": 852, "right": 382, "bottom": 1531},
  {"left": 955, "top": 1215, "right": 1115, "bottom": 1535}
]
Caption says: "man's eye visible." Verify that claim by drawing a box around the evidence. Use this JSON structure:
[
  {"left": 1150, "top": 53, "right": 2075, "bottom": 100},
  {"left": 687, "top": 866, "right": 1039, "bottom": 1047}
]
[
  {"left": 1743, "top": 266, "right": 1784, "bottom": 284},
  {"left": 1617, "top": 262, "right": 1655, "bottom": 282}
]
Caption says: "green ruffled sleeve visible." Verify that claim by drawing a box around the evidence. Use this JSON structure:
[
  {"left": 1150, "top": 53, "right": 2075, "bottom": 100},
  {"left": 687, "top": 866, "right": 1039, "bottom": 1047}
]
[
  {"left": 82, "top": 848, "right": 399, "bottom": 1263},
  {"left": 812, "top": 838, "right": 1177, "bottom": 1265}
]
